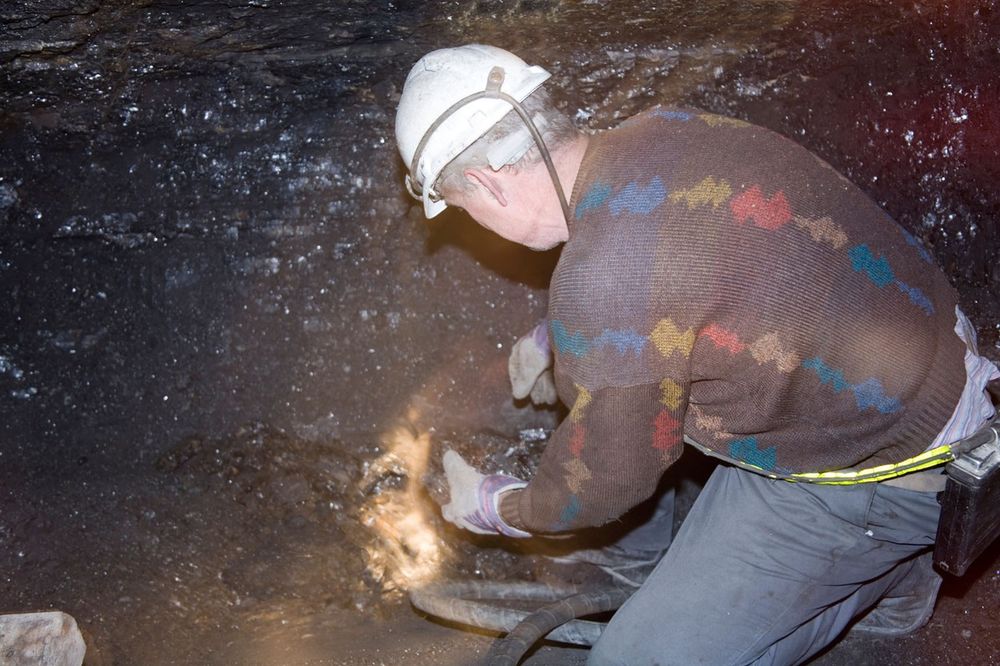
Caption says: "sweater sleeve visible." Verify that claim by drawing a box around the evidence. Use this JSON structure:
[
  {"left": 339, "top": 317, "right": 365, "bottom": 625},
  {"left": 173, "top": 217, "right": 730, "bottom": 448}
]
[{"left": 500, "top": 377, "right": 690, "bottom": 533}]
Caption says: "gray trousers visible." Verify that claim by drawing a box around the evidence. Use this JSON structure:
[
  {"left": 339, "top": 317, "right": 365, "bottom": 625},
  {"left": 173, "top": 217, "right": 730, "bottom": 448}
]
[{"left": 588, "top": 464, "right": 941, "bottom": 666}]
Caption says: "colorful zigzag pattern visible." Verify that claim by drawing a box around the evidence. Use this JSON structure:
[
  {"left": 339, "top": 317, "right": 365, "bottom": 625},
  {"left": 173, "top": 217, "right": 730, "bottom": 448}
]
[
  {"left": 802, "top": 357, "right": 902, "bottom": 414},
  {"left": 574, "top": 171, "right": 935, "bottom": 317}
]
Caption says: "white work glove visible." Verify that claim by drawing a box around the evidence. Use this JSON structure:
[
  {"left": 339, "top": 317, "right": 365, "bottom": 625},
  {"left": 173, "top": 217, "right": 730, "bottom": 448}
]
[
  {"left": 440, "top": 450, "right": 531, "bottom": 538},
  {"left": 508, "top": 321, "right": 558, "bottom": 405}
]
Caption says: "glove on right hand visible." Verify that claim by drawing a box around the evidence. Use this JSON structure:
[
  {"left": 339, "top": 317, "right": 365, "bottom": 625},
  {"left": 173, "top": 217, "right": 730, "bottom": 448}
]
[
  {"left": 440, "top": 449, "right": 530, "bottom": 538},
  {"left": 509, "top": 321, "right": 557, "bottom": 405}
]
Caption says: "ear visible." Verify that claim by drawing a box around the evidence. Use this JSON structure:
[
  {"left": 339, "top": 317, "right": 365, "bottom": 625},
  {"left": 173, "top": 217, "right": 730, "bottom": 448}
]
[{"left": 463, "top": 168, "right": 508, "bottom": 207}]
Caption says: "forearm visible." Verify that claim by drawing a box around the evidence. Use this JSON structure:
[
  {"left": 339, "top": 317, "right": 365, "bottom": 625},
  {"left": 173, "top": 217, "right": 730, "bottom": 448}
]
[{"left": 499, "top": 381, "right": 687, "bottom": 533}]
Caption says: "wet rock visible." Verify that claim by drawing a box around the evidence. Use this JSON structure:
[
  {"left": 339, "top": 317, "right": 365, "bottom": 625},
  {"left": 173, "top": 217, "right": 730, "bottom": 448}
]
[
  {"left": 219, "top": 523, "right": 369, "bottom": 608},
  {"left": 0, "top": 182, "right": 17, "bottom": 209},
  {"left": 155, "top": 422, "right": 369, "bottom": 517},
  {"left": 0, "top": 612, "right": 86, "bottom": 666},
  {"left": 146, "top": 424, "right": 401, "bottom": 629}
]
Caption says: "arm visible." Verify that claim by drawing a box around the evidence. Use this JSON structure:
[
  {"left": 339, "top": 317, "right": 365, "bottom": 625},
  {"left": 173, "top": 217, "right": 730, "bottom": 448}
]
[{"left": 500, "top": 377, "right": 690, "bottom": 533}]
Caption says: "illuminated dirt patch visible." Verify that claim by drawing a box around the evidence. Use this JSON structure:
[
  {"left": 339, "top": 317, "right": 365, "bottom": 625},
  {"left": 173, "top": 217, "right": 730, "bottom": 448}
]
[{"left": 359, "top": 425, "right": 451, "bottom": 595}]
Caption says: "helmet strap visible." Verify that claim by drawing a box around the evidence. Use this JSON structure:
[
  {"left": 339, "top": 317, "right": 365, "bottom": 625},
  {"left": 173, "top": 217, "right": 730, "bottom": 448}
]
[{"left": 408, "top": 67, "right": 573, "bottom": 227}]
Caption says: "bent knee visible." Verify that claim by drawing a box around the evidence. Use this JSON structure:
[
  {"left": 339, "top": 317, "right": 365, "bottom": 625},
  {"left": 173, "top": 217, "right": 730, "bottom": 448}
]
[{"left": 587, "top": 618, "right": 751, "bottom": 666}]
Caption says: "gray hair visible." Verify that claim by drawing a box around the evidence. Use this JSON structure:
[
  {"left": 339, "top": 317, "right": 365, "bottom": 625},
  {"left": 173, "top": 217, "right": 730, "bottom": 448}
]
[{"left": 435, "top": 88, "right": 578, "bottom": 198}]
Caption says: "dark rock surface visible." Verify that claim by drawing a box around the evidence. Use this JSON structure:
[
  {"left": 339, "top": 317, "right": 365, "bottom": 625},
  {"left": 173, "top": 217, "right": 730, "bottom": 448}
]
[{"left": 1, "top": 1, "right": 998, "bottom": 664}]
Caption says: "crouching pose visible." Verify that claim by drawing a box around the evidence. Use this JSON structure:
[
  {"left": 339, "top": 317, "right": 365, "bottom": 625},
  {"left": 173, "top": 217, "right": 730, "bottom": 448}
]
[{"left": 394, "top": 44, "right": 999, "bottom": 665}]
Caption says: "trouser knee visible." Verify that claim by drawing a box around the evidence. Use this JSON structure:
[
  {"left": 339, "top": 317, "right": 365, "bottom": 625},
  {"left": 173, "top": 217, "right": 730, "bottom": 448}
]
[{"left": 587, "top": 635, "right": 627, "bottom": 666}]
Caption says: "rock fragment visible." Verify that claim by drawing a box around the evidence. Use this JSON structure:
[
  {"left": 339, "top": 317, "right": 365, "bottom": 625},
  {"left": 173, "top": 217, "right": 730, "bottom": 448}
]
[{"left": 0, "top": 612, "right": 86, "bottom": 666}]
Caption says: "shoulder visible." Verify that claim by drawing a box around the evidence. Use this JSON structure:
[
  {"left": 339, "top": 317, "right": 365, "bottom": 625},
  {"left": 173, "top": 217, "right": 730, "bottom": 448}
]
[{"left": 610, "top": 105, "right": 777, "bottom": 145}]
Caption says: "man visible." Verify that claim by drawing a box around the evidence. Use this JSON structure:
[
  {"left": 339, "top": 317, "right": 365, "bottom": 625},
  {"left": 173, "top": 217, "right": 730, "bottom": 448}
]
[{"left": 394, "top": 44, "right": 999, "bottom": 664}]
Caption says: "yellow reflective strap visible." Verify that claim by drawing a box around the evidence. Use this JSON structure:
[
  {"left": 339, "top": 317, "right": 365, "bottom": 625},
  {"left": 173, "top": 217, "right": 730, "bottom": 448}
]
[
  {"left": 682, "top": 436, "right": 957, "bottom": 486},
  {"left": 787, "top": 444, "right": 955, "bottom": 484}
]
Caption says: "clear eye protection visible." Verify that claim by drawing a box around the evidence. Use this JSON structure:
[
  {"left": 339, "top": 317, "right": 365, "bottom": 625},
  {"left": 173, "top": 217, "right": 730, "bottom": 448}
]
[{"left": 486, "top": 115, "right": 549, "bottom": 171}]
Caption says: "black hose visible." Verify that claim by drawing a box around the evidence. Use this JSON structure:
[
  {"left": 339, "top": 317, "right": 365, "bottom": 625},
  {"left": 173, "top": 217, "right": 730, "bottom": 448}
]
[
  {"left": 485, "top": 585, "right": 631, "bottom": 666},
  {"left": 409, "top": 580, "right": 614, "bottom": 646}
]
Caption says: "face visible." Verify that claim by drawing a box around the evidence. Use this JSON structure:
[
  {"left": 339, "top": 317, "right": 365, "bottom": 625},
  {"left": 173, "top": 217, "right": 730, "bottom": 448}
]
[{"left": 447, "top": 172, "right": 568, "bottom": 251}]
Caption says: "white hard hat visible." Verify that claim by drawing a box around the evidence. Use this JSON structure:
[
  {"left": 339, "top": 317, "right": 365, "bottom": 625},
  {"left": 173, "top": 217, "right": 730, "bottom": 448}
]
[{"left": 395, "top": 44, "right": 551, "bottom": 218}]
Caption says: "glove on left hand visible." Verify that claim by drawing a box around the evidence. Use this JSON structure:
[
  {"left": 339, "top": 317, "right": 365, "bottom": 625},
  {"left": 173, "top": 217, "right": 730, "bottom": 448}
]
[
  {"left": 509, "top": 322, "right": 558, "bottom": 406},
  {"left": 440, "top": 450, "right": 531, "bottom": 538}
]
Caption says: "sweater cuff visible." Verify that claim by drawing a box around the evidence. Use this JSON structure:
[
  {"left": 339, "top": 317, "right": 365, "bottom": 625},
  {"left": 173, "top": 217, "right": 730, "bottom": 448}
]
[{"left": 498, "top": 487, "right": 529, "bottom": 533}]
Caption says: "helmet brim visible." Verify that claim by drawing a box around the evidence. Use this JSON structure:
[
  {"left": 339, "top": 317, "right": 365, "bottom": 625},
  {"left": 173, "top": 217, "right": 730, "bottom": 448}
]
[{"left": 423, "top": 191, "right": 448, "bottom": 219}]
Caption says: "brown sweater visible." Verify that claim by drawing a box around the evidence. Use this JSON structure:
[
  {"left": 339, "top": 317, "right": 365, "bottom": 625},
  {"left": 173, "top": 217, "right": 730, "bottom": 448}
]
[{"left": 501, "top": 107, "right": 966, "bottom": 533}]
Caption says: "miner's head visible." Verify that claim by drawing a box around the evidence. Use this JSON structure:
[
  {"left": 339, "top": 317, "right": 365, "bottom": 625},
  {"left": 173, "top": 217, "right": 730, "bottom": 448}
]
[{"left": 395, "top": 44, "right": 579, "bottom": 249}]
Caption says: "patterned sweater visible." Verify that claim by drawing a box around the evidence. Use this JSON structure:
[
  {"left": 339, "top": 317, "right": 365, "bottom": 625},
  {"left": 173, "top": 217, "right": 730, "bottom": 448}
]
[{"left": 500, "top": 107, "right": 967, "bottom": 534}]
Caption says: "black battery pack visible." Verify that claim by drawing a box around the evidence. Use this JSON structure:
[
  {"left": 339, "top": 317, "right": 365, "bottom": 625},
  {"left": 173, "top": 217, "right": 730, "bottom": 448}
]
[{"left": 933, "top": 419, "right": 1000, "bottom": 576}]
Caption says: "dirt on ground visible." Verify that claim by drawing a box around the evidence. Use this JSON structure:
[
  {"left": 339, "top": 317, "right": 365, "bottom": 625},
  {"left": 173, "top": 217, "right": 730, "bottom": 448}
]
[{"left": 1, "top": 1, "right": 998, "bottom": 664}]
